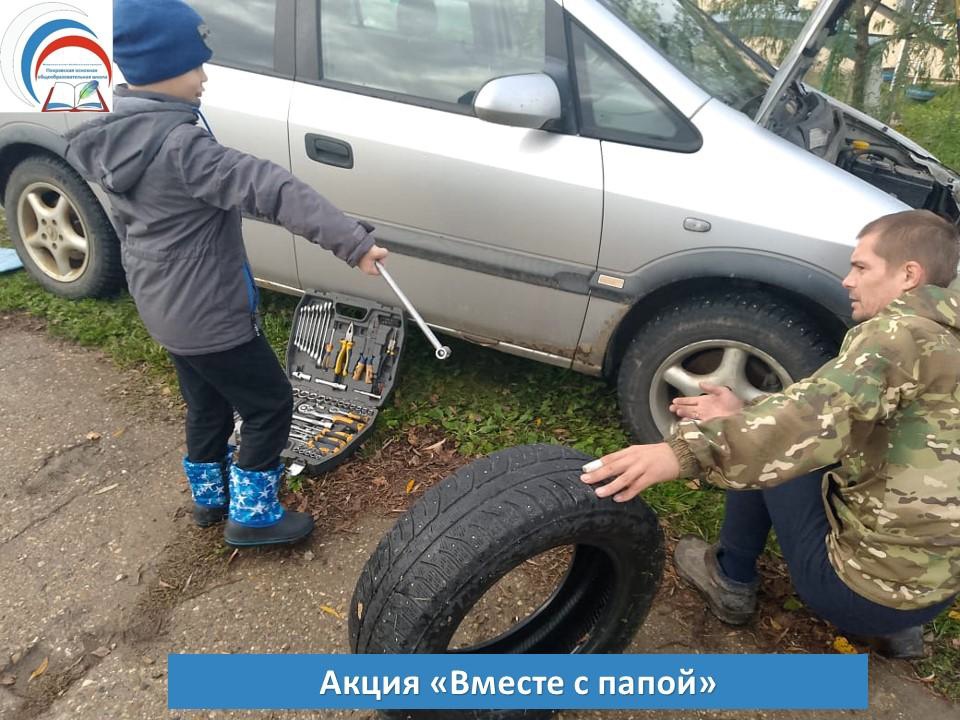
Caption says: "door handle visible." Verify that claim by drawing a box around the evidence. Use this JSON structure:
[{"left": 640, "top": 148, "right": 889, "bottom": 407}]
[{"left": 304, "top": 134, "right": 353, "bottom": 169}]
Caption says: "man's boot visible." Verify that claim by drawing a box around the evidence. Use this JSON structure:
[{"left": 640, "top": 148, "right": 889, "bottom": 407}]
[
  {"left": 223, "top": 464, "right": 314, "bottom": 547},
  {"left": 674, "top": 536, "right": 758, "bottom": 625},
  {"left": 183, "top": 449, "right": 233, "bottom": 527},
  {"left": 866, "top": 626, "right": 925, "bottom": 660}
]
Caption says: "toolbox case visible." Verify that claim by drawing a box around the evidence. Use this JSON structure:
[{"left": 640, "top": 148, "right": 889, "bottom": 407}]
[{"left": 281, "top": 290, "right": 405, "bottom": 475}]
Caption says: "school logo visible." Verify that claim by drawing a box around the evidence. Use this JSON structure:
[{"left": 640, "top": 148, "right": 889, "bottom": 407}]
[{"left": 0, "top": 1, "right": 112, "bottom": 113}]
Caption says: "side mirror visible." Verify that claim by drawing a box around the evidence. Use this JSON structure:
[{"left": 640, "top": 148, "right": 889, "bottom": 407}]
[{"left": 473, "top": 73, "right": 561, "bottom": 129}]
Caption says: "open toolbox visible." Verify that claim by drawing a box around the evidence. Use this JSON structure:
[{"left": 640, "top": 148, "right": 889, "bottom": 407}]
[{"left": 282, "top": 290, "right": 405, "bottom": 475}]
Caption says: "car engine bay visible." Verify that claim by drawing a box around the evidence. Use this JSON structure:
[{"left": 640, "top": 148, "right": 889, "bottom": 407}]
[{"left": 768, "top": 87, "right": 960, "bottom": 223}]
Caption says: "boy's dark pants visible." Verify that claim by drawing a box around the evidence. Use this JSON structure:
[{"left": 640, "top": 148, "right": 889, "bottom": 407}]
[
  {"left": 719, "top": 470, "right": 953, "bottom": 636},
  {"left": 170, "top": 334, "right": 292, "bottom": 472}
]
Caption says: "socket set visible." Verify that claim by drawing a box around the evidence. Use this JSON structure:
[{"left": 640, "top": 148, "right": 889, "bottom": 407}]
[{"left": 282, "top": 290, "right": 405, "bottom": 475}]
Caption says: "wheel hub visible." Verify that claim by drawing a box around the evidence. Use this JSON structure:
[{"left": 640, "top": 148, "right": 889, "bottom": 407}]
[
  {"left": 649, "top": 340, "right": 793, "bottom": 436},
  {"left": 17, "top": 182, "right": 89, "bottom": 282}
]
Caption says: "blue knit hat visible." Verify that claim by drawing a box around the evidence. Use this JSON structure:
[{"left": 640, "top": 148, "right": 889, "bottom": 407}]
[{"left": 113, "top": 0, "right": 213, "bottom": 85}]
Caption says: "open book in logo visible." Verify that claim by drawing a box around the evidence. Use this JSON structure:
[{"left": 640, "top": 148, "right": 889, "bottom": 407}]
[{"left": 41, "top": 79, "right": 106, "bottom": 112}]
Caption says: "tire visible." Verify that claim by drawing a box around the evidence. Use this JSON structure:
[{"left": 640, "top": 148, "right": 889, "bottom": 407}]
[
  {"left": 618, "top": 292, "right": 836, "bottom": 442},
  {"left": 4, "top": 155, "right": 123, "bottom": 298},
  {"left": 350, "top": 444, "right": 665, "bottom": 720}
]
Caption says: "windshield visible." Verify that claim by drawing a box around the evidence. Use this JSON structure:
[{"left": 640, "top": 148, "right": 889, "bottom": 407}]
[{"left": 598, "top": 0, "right": 771, "bottom": 112}]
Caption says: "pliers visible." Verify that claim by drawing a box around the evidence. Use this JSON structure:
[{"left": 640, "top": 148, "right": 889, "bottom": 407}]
[{"left": 333, "top": 323, "right": 355, "bottom": 379}]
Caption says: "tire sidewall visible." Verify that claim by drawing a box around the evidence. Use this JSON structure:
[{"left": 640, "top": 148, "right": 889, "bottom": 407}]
[
  {"left": 412, "top": 515, "right": 661, "bottom": 655},
  {"left": 618, "top": 298, "right": 833, "bottom": 442},
  {"left": 4, "top": 156, "right": 119, "bottom": 298}
]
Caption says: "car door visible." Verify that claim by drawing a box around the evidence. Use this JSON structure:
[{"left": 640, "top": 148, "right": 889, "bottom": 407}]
[
  {"left": 182, "top": 0, "right": 300, "bottom": 292},
  {"left": 288, "top": 0, "right": 602, "bottom": 364}
]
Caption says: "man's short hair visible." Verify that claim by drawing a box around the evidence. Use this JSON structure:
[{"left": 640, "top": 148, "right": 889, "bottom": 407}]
[{"left": 859, "top": 209, "right": 960, "bottom": 287}]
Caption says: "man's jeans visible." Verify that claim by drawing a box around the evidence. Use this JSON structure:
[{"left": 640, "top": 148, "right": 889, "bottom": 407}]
[{"left": 719, "top": 470, "right": 954, "bottom": 636}]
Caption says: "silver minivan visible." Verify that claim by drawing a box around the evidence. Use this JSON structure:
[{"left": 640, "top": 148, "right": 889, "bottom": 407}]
[{"left": 2, "top": 0, "right": 958, "bottom": 440}]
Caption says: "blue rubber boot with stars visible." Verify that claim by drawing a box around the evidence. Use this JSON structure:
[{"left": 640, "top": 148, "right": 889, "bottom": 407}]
[
  {"left": 182, "top": 445, "right": 234, "bottom": 527},
  {"left": 223, "top": 464, "right": 314, "bottom": 547}
]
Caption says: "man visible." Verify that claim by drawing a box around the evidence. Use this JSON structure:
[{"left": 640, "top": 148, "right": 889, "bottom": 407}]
[{"left": 581, "top": 209, "right": 960, "bottom": 658}]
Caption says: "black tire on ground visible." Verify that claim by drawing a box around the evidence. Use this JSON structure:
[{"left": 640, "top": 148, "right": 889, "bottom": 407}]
[
  {"left": 617, "top": 292, "right": 836, "bottom": 442},
  {"left": 350, "top": 444, "right": 665, "bottom": 720},
  {"left": 4, "top": 155, "right": 123, "bottom": 298}
]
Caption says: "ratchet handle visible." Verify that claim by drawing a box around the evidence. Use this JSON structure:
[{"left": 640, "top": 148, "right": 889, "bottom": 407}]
[{"left": 375, "top": 261, "right": 451, "bottom": 361}]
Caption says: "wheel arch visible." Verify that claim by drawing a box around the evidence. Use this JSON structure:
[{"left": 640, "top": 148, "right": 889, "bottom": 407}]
[
  {"left": 599, "top": 253, "right": 852, "bottom": 379},
  {"left": 0, "top": 124, "right": 69, "bottom": 200}
]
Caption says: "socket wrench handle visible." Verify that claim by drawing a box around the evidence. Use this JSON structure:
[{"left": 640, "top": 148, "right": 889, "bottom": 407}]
[{"left": 375, "top": 261, "right": 451, "bottom": 360}]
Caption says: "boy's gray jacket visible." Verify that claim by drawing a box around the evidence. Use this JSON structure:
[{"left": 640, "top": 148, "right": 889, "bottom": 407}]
[{"left": 64, "top": 86, "right": 374, "bottom": 355}]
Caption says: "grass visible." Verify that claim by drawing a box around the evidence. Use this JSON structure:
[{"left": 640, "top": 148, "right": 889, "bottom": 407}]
[{"left": 0, "top": 217, "right": 726, "bottom": 539}]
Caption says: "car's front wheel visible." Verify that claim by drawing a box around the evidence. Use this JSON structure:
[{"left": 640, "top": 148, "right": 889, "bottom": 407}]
[
  {"left": 617, "top": 293, "right": 836, "bottom": 442},
  {"left": 4, "top": 155, "right": 123, "bottom": 298}
]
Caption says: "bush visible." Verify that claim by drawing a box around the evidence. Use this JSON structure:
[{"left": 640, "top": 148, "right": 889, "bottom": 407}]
[{"left": 894, "top": 87, "right": 960, "bottom": 171}]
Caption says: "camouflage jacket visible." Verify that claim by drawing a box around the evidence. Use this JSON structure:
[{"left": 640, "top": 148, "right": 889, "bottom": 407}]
[{"left": 670, "top": 279, "right": 960, "bottom": 610}]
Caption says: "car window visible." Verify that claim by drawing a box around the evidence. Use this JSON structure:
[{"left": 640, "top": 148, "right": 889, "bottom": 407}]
[
  {"left": 186, "top": 0, "right": 277, "bottom": 72},
  {"left": 571, "top": 23, "right": 699, "bottom": 151},
  {"left": 320, "top": 0, "right": 547, "bottom": 106}
]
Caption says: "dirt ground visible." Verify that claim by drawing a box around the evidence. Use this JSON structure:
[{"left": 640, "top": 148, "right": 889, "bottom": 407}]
[{"left": 0, "top": 313, "right": 957, "bottom": 720}]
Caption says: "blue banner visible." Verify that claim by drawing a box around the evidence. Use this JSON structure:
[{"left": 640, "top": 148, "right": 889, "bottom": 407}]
[{"left": 168, "top": 653, "right": 868, "bottom": 710}]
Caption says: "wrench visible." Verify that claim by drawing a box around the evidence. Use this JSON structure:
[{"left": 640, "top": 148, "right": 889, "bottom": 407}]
[
  {"left": 307, "top": 303, "right": 326, "bottom": 359},
  {"left": 297, "top": 404, "right": 365, "bottom": 429},
  {"left": 294, "top": 306, "right": 306, "bottom": 351},
  {"left": 315, "top": 301, "right": 331, "bottom": 364},
  {"left": 375, "top": 261, "right": 451, "bottom": 360},
  {"left": 303, "top": 305, "right": 316, "bottom": 353}
]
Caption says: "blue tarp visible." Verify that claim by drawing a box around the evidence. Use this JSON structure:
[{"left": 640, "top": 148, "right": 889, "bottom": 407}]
[{"left": 0, "top": 248, "right": 24, "bottom": 274}]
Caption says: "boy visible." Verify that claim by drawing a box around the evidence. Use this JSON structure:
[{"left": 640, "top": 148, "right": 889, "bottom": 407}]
[{"left": 66, "top": 0, "right": 388, "bottom": 547}]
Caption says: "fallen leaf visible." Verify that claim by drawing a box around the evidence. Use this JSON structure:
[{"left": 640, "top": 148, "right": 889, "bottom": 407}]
[
  {"left": 371, "top": 476, "right": 387, "bottom": 488},
  {"left": 405, "top": 479, "right": 415, "bottom": 494},
  {"left": 158, "top": 578, "right": 174, "bottom": 589},
  {"left": 29, "top": 658, "right": 48, "bottom": 682},
  {"left": 948, "top": 610, "right": 960, "bottom": 621},
  {"left": 90, "top": 646, "right": 110, "bottom": 658},
  {"left": 423, "top": 438, "right": 446, "bottom": 452},
  {"left": 85, "top": 432, "right": 102, "bottom": 441},
  {"left": 782, "top": 597, "right": 804, "bottom": 612},
  {"left": 832, "top": 636, "right": 857, "bottom": 654},
  {"left": 0, "top": 674, "right": 15, "bottom": 686},
  {"left": 93, "top": 483, "right": 119, "bottom": 495},
  {"left": 320, "top": 605, "right": 342, "bottom": 619},
  {"left": 112, "top": 427, "right": 127, "bottom": 438},
  {"left": 684, "top": 479, "right": 701, "bottom": 490}
]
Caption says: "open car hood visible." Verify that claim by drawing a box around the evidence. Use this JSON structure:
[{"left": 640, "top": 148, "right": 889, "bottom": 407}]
[{"left": 754, "top": 0, "right": 854, "bottom": 127}]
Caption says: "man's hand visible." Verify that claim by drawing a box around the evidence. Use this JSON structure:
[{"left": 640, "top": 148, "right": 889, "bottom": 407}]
[
  {"left": 580, "top": 443, "right": 680, "bottom": 502},
  {"left": 669, "top": 382, "right": 743, "bottom": 421},
  {"left": 357, "top": 244, "right": 388, "bottom": 276}
]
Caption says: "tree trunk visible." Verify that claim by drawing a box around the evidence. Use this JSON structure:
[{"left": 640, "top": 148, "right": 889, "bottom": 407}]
[{"left": 851, "top": 2, "right": 872, "bottom": 109}]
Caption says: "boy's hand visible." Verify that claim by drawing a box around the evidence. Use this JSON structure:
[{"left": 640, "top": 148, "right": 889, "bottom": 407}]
[{"left": 358, "top": 245, "right": 388, "bottom": 276}]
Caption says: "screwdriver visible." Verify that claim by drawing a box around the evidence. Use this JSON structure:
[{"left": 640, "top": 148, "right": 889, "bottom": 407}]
[
  {"left": 374, "top": 329, "right": 398, "bottom": 393},
  {"left": 352, "top": 323, "right": 373, "bottom": 381},
  {"left": 320, "top": 325, "right": 336, "bottom": 370}
]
